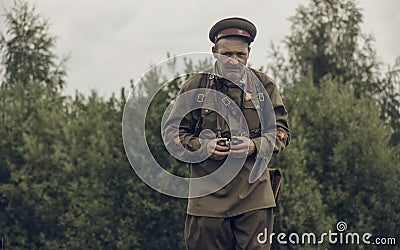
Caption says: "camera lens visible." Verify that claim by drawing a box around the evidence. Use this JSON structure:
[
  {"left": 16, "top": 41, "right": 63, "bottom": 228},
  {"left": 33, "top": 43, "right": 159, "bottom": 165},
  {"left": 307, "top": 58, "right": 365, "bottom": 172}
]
[
  {"left": 217, "top": 139, "right": 230, "bottom": 147},
  {"left": 231, "top": 137, "right": 243, "bottom": 145}
]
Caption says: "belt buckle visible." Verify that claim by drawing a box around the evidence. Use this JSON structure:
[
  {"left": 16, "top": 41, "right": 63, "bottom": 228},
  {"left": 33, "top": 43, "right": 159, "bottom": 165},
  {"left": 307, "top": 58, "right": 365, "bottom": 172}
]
[
  {"left": 222, "top": 97, "right": 230, "bottom": 106},
  {"left": 197, "top": 93, "right": 204, "bottom": 103},
  {"left": 258, "top": 93, "right": 264, "bottom": 102}
]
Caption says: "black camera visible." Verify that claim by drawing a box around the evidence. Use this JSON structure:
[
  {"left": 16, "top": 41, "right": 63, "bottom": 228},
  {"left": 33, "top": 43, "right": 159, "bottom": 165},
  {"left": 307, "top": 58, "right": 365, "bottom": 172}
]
[
  {"left": 217, "top": 139, "right": 230, "bottom": 147},
  {"left": 231, "top": 137, "right": 243, "bottom": 146}
]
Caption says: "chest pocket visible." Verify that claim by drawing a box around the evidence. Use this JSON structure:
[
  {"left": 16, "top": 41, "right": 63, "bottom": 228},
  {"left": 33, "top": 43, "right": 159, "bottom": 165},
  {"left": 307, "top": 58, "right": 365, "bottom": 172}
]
[{"left": 243, "top": 99, "right": 261, "bottom": 133}]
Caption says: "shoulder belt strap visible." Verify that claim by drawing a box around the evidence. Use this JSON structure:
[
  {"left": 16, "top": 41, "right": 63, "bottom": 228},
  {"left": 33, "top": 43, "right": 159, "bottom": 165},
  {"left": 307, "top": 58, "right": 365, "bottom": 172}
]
[
  {"left": 194, "top": 69, "right": 267, "bottom": 136},
  {"left": 194, "top": 73, "right": 212, "bottom": 135}
]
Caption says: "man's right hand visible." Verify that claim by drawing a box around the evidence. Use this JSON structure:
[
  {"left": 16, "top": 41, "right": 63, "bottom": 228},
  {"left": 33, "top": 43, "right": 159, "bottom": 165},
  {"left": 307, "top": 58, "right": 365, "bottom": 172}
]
[{"left": 207, "top": 138, "right": 230, "bottom": 160}]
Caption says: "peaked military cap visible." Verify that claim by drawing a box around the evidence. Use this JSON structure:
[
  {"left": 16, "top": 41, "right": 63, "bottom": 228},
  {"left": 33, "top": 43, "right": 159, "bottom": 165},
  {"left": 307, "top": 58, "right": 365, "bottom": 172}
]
[{"left": 209, "top": 17, "right": 257, "bottom": 44}]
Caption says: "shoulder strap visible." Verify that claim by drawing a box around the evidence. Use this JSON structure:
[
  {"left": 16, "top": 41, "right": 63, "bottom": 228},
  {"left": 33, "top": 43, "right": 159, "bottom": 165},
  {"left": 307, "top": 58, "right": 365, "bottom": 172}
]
[
  {"left": 194, "top": 73, "right": 212, "bottom": 136},
  {"left": 194, "top": 69, "right": 269, "bottom": 137},
  {"left": 194, "top": 69, "right": 266, "bottom": 136}
]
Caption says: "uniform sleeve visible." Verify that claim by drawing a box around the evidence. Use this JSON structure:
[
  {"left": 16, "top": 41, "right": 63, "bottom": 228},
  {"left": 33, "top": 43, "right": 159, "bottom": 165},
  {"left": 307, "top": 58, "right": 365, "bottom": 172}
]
[
  {"left": 162, "top": 75, "right": 204, "bottom": 156},
  {"left": 270, "top": 82, "right": 290, "bottom": 154},
  {"left": 251, "top": 73, "right": 290, "bottom": 156}
]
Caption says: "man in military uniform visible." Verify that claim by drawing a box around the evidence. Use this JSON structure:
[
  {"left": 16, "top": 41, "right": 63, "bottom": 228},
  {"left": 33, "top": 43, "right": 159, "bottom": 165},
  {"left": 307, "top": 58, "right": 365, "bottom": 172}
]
[{"left": 164, "top": 17, "right": 290, "bottom": 250}]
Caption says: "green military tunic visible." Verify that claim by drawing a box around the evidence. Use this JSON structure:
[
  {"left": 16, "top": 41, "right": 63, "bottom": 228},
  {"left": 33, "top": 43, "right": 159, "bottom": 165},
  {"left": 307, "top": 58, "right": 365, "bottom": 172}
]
[{"left": 173, "top": 68, "right": 290, "bottom": 217}]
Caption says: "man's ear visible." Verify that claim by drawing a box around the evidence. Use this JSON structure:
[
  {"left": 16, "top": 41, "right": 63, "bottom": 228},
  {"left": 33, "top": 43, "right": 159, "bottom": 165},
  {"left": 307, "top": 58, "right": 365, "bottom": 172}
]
[
  {"left": 212, "top": 46, "right": 217, "bottom": 59},
  {"left": 248, "top": 46, "right": 251, "bottom": 56}
]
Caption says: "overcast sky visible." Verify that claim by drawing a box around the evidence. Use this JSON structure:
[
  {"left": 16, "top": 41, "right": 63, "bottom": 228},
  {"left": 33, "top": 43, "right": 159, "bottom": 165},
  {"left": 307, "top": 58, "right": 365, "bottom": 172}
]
[{"left": 1, "top": 0, "right": 399, "bottom": 97}]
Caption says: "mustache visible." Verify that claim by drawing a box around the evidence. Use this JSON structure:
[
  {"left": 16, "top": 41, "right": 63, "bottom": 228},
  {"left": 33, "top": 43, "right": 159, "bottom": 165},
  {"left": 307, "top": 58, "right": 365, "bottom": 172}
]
[
  {"left": 224, "top": 66, "right": 242, "bottom": 71},
  {"left": 219, "top": 63, "right": 243, "bottom": 70}
]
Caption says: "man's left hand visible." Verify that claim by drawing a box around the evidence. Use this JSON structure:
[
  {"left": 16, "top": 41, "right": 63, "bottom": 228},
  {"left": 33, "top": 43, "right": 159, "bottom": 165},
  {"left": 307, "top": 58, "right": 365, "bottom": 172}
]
[{"left": 229, "top": 136, "right": 255, "bottom": 158}]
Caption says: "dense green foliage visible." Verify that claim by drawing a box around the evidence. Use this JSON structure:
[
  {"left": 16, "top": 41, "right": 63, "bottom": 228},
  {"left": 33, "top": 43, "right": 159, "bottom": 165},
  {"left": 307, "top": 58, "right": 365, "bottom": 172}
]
[
  {"left": 268, "top": 0, "right": 400, "bottom": 249},
  {"left": 0, "top": 0, "right": 398, "bottom": 249}
]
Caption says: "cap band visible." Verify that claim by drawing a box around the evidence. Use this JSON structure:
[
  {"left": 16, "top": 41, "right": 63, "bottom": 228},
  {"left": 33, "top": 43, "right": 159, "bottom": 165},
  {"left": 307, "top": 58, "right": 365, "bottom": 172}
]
[{"left": 215, "top": 28, "right": 251, "bottom": 42}]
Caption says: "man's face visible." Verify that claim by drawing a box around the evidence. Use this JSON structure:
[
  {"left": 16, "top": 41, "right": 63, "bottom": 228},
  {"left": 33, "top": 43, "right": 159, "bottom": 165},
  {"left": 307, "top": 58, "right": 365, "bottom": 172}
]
[{"left": 212, "top": 36, "right": 250, "bottom": 83}]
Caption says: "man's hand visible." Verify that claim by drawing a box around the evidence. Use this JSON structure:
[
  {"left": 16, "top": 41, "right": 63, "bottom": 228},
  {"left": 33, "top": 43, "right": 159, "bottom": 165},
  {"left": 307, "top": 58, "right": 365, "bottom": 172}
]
[
  {"left": 207, "top": 138, "right": 230, "bottom": 160},
  {"left": 229, "top": 136, "right": 255, "bottom": 158}
]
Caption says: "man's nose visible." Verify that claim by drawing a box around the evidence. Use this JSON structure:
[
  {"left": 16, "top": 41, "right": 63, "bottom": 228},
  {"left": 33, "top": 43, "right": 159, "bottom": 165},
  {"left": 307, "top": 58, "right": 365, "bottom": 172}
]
[{"left": 227, "top": 56, "right": 239, "bottom": 65}]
